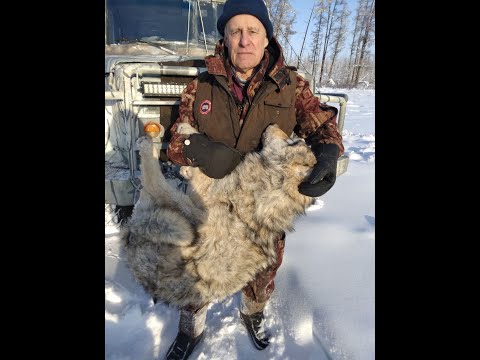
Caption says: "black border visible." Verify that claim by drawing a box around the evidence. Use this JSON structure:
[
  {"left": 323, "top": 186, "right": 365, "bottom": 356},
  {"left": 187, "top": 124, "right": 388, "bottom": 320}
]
[{"left": 4, "top": 2, "right": 105, "bottom": 356}]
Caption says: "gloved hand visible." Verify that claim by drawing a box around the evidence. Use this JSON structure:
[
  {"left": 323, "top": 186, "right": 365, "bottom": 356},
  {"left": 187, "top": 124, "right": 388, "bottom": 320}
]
[
  {"left": 298, "top": 143, "right": 339, "bottom": 197},
  {"left": 183, "top": 133, "right": 243, "bottom": 179}
]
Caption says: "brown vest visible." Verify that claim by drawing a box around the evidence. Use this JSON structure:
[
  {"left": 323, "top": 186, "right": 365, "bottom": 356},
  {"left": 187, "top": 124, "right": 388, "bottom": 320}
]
[{"left": 193, "top": 70, "right": 298, "bottom": 154}]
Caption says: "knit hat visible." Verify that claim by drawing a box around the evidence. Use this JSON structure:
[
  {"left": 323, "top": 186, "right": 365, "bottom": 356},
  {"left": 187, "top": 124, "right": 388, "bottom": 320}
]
[{"left": 217, "top": 0, "right": 273, "bottom": 40}]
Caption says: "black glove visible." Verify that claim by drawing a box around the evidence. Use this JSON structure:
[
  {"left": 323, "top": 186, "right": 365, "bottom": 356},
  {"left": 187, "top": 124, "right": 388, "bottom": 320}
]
[
  {"left": 298, "top": 143, "right": 339, "bottom": 197},
  {"left": 183, "top": 133, "right": 243, "bottom": 179}
]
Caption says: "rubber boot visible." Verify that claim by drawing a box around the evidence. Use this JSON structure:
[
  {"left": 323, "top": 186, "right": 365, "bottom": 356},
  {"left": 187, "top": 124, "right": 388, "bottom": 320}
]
[
  {"left": 163, "top": 305, "right": 207, "bottom": 360},
  {"left": 239, "top": 294, "right": 271, "bottom": 350}
]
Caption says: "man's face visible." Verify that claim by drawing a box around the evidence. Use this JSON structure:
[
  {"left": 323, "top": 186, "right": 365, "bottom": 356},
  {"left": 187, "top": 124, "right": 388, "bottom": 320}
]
[{"left": 224, "top": 14, "right": 269, "bottom": 79}]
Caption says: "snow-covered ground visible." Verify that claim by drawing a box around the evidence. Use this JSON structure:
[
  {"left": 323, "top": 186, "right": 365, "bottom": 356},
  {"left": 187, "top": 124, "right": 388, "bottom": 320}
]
[{"left": 105, "top": 88, "right": 375, "bottom": 360}]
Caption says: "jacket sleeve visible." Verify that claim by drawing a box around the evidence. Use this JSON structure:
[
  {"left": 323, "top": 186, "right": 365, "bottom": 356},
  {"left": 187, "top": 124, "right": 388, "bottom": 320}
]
[
  {"left": 166, "top": 79, "right": 199, "bottom": 166},
  {"left": 294, "top": 74, "right": 345, "bottom": 156}
]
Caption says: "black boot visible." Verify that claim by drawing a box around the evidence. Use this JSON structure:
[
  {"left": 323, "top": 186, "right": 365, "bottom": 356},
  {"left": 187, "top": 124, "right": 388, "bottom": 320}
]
[
  {"left": 163, "top": 331, "right": 204, "bottom": 360},
  {"left": 164, "top": 305, "right": 207, "bottom": 360},
  {"left": 240, "top": 311, "right": 271, "bottom": 350}
]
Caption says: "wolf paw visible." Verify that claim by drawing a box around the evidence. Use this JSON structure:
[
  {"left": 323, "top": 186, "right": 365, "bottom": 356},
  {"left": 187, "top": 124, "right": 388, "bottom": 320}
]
[
  {"left": 176, "top": 123, "right": 199, "bottom": 136},
  {"left": 136, "top": 136, "right": 153, "bottom": 154}
]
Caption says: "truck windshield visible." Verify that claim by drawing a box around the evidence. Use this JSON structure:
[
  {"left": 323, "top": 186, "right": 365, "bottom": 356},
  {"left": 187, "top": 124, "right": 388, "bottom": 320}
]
[{"left": 106, "top": 0, "right": 225, "bottom": 55}]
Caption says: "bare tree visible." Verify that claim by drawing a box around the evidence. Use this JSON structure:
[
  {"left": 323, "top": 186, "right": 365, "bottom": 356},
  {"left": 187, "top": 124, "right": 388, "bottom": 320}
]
[
  {"left": 265, "top": 0, "right": 276, "bottom": 17},
  {"left": 309, "top": 0, "right": 328, "bottom": 88},
  {"left": 353, "top": 0, "right": 375, "bottom": 86},
  {"left": 348, "top": 0, "right": 367, "bottom": 86},
  {"left": 265, "top": 0, "right": 297, "bottom": 64},
  {"left": 318, "top": 0, "right": 339, "bottom": 85},
  {"left": 270, "top": 0, "right": 287, "bottom": 38},
  {"left": 264, "top": 0, "right": 375, "bottom": 89},
  {"left": 327, "top": 0, "right": 349, "bottom": 82},
  {"left": 349, "top": 0, "right": 375, "bottom": 87},
  {"left": 281, "top": 4, "right": 297, "bottom": 64},
  {"left": 297, "top": 1, "right": 317, "bottom": 69}
]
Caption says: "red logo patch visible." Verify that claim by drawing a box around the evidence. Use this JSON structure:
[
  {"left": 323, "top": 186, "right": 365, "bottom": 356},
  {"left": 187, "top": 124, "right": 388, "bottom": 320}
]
[{"left": 200, "top": 100, "right": 211, "bottom": 115}]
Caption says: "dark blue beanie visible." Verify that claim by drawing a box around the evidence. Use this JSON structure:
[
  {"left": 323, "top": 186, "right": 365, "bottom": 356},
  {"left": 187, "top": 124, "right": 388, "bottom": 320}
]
[{"left": 217, "top": 0, "right": 273, "bottom": 40}]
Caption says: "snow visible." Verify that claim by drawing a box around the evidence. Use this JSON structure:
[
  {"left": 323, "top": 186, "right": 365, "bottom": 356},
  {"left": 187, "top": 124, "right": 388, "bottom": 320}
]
[{"left": 105, "top": 88, "right": 375, "bottom": 360}]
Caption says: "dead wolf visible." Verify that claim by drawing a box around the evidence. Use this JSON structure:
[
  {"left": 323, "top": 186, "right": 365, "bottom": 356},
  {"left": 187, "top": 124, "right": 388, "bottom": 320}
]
[{"left": 122, "top": 124, "right": 317, "bottom": 309}]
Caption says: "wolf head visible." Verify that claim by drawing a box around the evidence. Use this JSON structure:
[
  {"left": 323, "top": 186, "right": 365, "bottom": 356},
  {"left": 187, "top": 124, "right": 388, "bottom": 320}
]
[{"left": 261, "top": 124, "right": 317, "bottom": 180}]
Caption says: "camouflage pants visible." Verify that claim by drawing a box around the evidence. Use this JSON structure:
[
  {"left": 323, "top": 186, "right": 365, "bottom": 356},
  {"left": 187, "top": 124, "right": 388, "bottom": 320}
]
[
  {"left": 240, "top": 233, "right": 285, "bottom": 312},
  {"left": 179, "top": 233, "right": 286, "bottom": 337}
]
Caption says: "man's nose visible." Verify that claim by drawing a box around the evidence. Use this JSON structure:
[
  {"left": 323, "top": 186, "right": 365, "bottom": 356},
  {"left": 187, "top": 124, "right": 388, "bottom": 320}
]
[{"left": 239, "top": 32, "right": 251, "bottom": 46}]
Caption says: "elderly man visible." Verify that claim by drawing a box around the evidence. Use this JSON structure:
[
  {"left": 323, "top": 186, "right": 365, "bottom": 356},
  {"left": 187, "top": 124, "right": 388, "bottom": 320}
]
[{"left": 164, "top": 0, "right": 344, "bottom": 358}]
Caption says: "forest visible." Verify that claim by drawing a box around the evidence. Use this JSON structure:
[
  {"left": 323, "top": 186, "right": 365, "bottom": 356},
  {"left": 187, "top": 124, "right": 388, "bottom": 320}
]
[{"left": 266, "top": 0, "right": 375, "bottom": 89}]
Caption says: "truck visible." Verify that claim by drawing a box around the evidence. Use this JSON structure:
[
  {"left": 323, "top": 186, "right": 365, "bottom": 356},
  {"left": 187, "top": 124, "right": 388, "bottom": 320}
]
[{"left": 105, "top": 0, "right": 349, "bottom": 224}]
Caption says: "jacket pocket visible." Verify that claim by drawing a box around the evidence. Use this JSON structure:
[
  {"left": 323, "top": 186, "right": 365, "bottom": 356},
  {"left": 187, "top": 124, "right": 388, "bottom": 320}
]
[
  {"left": 264, "top": 99, "right": 292, "bottom": 109},
  {"left": 263, "top": 99, "right": 295, "bottom": 135}
]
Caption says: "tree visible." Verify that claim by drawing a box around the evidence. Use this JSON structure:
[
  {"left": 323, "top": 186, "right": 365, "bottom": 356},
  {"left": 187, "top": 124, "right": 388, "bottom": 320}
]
[
  {"left": 353, "top": 0, "right": 375, "bottom": 86},
  {"left": 318, "top": 0, "right": 339, "bottom": 85},
  {"left": 297, "top": 0, "right": 316, "bottom": 70},
  {"left": 309, "top": 0, "right": 328, "bottom": 88},
  {"left": 264, "top": 0, "right": 375, "bottom": 89},
  {"left": 348, "top": 0, "right": 366, "bottom": 86},
  {"left": 349, "top": 0, "right": 375, "bottom": 87},
  {"left": 327, "top": 0, "right": 349, "bottom": 82},
  {"left": 265, "top": 0, "right": 297, "bottom": 64}
]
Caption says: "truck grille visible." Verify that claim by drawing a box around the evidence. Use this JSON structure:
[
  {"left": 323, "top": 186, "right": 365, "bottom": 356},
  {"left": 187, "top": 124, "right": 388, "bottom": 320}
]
[{"left": 141, "top": 82, "right": 187, "bottom": 97}]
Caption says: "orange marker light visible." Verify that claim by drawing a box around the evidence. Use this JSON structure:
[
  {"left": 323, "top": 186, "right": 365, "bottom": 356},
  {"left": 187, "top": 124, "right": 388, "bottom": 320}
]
[{"left": 144, "top": 122, "right": 162, "bottom": 138}]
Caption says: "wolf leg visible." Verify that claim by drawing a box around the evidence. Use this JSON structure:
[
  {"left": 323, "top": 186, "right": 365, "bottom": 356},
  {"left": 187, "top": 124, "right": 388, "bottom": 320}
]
[
  {"left": 136, "top": 136, "right": 171, "bottom": 201},
  {"left": 136, "top": 136, "right": 204, "bottom": 224}
]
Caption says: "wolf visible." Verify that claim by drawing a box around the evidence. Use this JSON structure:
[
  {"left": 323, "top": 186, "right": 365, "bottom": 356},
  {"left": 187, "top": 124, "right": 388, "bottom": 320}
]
[{"left": 122, "top": 124, "right": 317, "bottom": 309}]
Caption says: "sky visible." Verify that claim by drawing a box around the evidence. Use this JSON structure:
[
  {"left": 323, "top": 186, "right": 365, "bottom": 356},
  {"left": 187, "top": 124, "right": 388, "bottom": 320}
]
[
  {"left": 105, "top": 87, "right": 375, "bottom": 360},
  {"left": 287, "top": 0, "right": 361, "bottom": 62}
]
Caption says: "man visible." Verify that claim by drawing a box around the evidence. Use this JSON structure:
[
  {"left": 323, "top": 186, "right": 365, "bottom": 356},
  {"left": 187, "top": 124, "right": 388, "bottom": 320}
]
[{"left": 164, "top": 0, "right": 344, "bottom": 358}]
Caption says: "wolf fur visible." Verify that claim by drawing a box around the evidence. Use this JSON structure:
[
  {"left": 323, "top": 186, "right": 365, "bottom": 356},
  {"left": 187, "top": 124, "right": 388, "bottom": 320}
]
[{"left": 122, "top": 124, "right": 317, "bottom": 309}]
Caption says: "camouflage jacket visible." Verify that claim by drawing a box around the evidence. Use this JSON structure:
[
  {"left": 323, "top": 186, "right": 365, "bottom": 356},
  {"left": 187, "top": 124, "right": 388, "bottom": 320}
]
[{"left": 167, "top": 37, "right": 344, "bottom": 166}]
